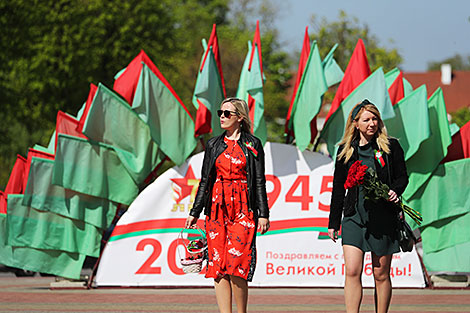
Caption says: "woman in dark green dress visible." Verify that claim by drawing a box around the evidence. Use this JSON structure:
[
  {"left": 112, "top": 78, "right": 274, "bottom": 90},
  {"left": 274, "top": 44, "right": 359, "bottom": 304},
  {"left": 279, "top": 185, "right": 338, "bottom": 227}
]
[{"left": 328, "top": 100, "right": 409, "bottom": 313}]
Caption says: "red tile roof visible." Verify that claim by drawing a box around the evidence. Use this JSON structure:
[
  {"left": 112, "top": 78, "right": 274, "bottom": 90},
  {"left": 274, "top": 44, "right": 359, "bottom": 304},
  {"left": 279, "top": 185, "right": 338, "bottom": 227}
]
[{"left": 403, "top": 71, "right": 470, "bottom": 112}]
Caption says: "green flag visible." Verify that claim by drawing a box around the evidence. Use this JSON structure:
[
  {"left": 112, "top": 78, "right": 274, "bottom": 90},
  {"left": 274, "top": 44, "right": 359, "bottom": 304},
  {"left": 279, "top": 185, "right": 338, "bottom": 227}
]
[
  {"left": 23, "top": 156, "right": 117, "bottom": 230},
  {"left": 82, "top": 83, "right": 166, "bottom": 184},
  {"left": 32, "top": 144, "right": 53, "bottom": 154},
  {"left": 402, "top": 88, "right": 452, "bottom": 200},
  {"left": 7, "top": 193, "right": 101, "bottom": 257},
  {"left": 384, "top": 68, "right": 413, "bottom": 96},
  {"left": 193, "top": 40, "right": 224, "bottom": 137},
  {"left": 290, "top": 41, "right": 328, "bottom": 151},
  {"left": 385, "top": 85, "right": 430, "bottom": 160},
  {"left": 193, "top": 25, "right": 226, "bottom": 138},
  {"left": 406, "top": 158, "right": 470, "bottom": 272},
  {"left": 320, "top": 67, "right": 394, "bottom": 157},
  {"left": 236, "top": 22, "right": 267, "bottom": 143},
  {"left": 449, "top": 123, "right": 460, "bottom": 136},
  {"left": 46, "top": 130, "right": 56, "bottom": 153},
  {"left": 133, "top": 64, "right": 197, "bottom": 165},
  {"left": 422, "top": 240, "right": 470, "bottom": 272},
  {"left": 0, "top": 213, "right": 85, "bottom": 279},
  {"left": 52, "top": 134, "right": 139, "bottom": 205},
  {"left": 405, "top": 158, "right": 470, "bottom": 230},
  {"left": 420, "top": 211, "right": 470, "bottom": 254},
  {"left": 322, "top": 44, "right": 343, "bottom": 88}
]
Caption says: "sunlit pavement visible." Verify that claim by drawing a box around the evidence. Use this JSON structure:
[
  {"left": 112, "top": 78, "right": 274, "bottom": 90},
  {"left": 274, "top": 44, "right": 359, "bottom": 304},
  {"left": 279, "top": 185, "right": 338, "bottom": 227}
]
[{"left": 1, "top": 272, "right": 469, "bottom": 313}]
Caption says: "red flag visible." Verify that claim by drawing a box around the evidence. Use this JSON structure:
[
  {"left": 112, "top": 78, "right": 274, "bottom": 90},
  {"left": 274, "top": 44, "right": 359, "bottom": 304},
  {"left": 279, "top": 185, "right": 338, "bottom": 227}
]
[
  {"left": 200, "top": 24, "right": 226, "bottom": 96},
  {"left": 77, "top": 83, "right": 98, "bottom": 133},
  {"left": 194, "top": 24, "right": 226, "bottom": 137},
  {"left": 21, "top": 111, "right": 85, "bottom": 195},
  {"left": 325, "top": 39, "right": 371, "bottom": 122},
  {"left": 0, "top": 155, "right": 27, "bottom": 214},
  {"left": 23, "top": 148, "right": 54, "bottom": 192},
  {"left": 247, "top": 21, "right": 263, "bottom": 132},
  {"left": 388, "top": 71, "right": 405, "bottom": 105},
  {"left": 0, "top": 191, "right": 5, "bottom": 214},
  {"left": 194, "top": 98, "right": 212, "bottom": 137},
  {"left": 113, "top": 51, "right": 192, "bottom": 121},
  {"left": 237, "top": 20, "right": 267, "bottom": 142},
  {"left": 285, "top": 27, "right": 311, "bottom": 136},
  {"left": 309, "top": 117, "right": 319, "bottom": 145},
  {"left": 56, "top": 111, "right": 87, "bottom": 153},
  {"left": 441, "top": 121, "right": 470, "bottom": 163},
  {"left": 249, "top": 21, "right": 264, "bottom": 77}
]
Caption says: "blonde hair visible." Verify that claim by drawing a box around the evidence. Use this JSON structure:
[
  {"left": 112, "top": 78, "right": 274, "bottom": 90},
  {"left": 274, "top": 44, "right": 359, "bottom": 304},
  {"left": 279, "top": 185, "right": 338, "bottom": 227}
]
[
  {"left": 221, "top": 98, "right": 252, "bottom": 134},
  {"left": 337, "top": 101, "right": 390, "bottom": 163}
]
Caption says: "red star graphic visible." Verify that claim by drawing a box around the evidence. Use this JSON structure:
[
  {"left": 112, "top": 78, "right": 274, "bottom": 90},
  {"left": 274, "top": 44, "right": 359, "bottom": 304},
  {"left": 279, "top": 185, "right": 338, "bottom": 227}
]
[{"left": 170, "top": 165, "right": 199, "bottom": 203}]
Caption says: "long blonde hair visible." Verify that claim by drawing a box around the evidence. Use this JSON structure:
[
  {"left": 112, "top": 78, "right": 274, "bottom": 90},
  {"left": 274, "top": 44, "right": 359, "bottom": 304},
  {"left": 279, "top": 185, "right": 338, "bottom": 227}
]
[
  {"left": 337, "top": 101, "right": 390, "bottom": 163},
  {"left": 221, "top": 98, "right": 252, "bottom": 134}
]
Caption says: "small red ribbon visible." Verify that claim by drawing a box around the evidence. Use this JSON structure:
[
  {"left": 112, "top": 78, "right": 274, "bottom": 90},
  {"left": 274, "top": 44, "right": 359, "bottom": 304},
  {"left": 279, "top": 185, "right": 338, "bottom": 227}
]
[
  {"left": 374, "top": 149, "right": 385, "bottom": 168},
  {"left": 244, "top": 141, "right": 258, "bottom": 157}
]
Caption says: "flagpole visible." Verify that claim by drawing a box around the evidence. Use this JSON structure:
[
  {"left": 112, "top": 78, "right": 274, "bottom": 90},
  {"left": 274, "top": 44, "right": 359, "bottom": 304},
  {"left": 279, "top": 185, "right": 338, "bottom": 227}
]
[
  {"left": 313, "top": 135, "right": 321, "bottom": 152},
  {"left": 199, "top": 137, "right": 206, "bottom": 150},
  {"left": 285, "top": 133, "right": 291, "bottom": 144}
]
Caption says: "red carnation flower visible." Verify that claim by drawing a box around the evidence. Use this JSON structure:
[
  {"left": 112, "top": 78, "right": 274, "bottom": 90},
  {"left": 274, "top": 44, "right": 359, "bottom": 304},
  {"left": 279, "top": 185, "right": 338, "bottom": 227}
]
[
  {"left": 342, "top": 159, "right": 422, "bottom": 226},
  {"left": 344, "top": 160, "right": 368, "bottom": 190}
]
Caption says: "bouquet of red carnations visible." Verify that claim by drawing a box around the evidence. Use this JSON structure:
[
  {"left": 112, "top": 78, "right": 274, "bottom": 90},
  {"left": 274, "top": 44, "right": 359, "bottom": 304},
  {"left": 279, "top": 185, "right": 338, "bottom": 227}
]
[{"left": 344, "top": 160, "right": 422, "bottom": 225}]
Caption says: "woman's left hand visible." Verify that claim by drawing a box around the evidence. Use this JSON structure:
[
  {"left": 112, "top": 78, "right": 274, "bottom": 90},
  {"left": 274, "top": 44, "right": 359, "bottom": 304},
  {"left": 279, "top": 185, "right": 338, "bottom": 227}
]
[
  {"left": 388, "top": 189, "right": 399, "bottom": 203},
  {"left": 258, "top": 218, "right": 270, "bottom": 235}
]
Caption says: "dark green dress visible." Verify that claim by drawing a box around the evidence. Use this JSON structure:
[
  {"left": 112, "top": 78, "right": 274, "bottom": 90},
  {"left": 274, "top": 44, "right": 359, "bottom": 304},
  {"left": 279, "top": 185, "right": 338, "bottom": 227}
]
[{"left": 341, "top": 142, "right": 400, "bottom": 256}]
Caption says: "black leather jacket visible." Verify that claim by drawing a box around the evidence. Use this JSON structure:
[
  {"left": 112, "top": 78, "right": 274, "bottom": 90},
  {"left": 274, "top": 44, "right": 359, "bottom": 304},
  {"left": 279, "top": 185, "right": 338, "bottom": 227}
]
[
  {"left": 328, "top": 137, "right": 408, "bottom": 230},
  {"left": 189, "top": 131, "right": 269, "bottom": 220}
]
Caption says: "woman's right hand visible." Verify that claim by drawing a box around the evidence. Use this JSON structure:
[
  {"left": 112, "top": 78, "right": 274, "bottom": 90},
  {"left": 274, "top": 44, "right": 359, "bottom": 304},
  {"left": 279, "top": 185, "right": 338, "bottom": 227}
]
[
  {"left": 328, "top": 228, "right": 338, "bottom": 243},
  {"left": 185, "top": 215, "right": 198, "bottom": 229}
]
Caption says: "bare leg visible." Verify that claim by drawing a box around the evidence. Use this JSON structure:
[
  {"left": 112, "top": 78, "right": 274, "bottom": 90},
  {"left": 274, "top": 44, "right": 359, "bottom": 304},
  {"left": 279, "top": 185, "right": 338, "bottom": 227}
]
[
  {"left": 372, "top": 253, "right": 393, "bottom": 313},
  {"left": 230, "top": 275, "right": 248, "bottom": 313},
  {"left": 214, "top": 275, "right": 232, "bottom": 313},
  {"left": 343, "top": 245, "right": 365, "bottom": 313}
]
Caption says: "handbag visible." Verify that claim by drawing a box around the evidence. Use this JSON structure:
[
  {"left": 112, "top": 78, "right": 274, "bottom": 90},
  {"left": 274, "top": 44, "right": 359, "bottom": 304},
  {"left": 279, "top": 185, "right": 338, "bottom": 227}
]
[
  {"left": 396, "top": 209, "right": 416, "bottom": 252},
  {"left": 385, "top": 153, "right": 416, "bottom": 252},
  {"left": 177, "top": 227, "right": 207, "bottom": 273}
]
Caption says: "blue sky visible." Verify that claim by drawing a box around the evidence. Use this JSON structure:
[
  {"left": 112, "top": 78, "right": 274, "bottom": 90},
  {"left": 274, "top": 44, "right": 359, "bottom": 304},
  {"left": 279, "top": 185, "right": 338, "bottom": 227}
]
[{"left": 271, "top": 0, "right": 470, "bottom": 72}]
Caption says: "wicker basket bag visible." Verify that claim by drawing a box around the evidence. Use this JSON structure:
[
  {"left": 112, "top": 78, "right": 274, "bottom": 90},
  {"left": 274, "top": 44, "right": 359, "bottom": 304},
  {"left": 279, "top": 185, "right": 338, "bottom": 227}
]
[{"left": 178, "top": 227, "right": 207, "bottom": 274}]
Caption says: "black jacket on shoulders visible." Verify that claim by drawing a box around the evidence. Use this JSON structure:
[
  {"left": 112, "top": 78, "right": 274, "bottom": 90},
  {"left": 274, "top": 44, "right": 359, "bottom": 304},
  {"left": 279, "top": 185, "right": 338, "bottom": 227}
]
[
  {"left": 189, "top": 131, "right": 269, "bottom": 220},
  {"left": 328, "top": 137, "right": 408, "bottom": 230}
]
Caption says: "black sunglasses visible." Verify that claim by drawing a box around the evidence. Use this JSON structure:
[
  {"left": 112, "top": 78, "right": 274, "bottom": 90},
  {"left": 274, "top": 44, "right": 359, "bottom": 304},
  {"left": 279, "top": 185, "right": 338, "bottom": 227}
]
[{"left": 217, "top": 110, "right": 238, "bottom": 118}]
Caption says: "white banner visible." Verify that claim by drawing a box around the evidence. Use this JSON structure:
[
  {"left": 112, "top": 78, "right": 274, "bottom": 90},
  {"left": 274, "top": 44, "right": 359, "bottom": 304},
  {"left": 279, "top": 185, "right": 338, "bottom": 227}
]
[{"left": 96, "top": 142, "right": 425, "bottom": 287}]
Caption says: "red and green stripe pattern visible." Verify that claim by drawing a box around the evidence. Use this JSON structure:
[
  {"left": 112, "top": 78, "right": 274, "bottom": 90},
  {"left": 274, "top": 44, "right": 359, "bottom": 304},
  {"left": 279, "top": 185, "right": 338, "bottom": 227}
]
[{"left": 109, "top": 217, "right": 329, "bottom": 242}]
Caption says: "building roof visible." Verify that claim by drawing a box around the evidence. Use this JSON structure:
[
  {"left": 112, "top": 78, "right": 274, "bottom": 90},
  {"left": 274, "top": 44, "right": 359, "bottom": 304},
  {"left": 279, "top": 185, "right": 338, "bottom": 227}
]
[{"left": 403, "top": 71, "right": 470, "bottom": 112}]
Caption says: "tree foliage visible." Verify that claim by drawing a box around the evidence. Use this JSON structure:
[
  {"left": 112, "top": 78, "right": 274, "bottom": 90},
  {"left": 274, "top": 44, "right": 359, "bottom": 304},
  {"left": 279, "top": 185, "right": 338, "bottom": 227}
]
[
  {"left": 309, "top": 10, "right": 402, "bottom": 73},
  {"left": 0, "top": 3, "right": 406, "bottom": 188},
  {"left": 306, "top": 10, "right": 403, "bottom": 121},
  {"left": 450, "top": 107, "right": 470, "bottom": 128},
  {"left": 427, "top": 54, "right": 470, "bottom": 71},
  {"left": 223, "top": 0, "right": 292, "bottom": 142},
  {"left": 0, "top": 0, "right": 184, "bottom": 187},
  {"left": 0, "top": 0, "right": 291, "bottom": 188}
]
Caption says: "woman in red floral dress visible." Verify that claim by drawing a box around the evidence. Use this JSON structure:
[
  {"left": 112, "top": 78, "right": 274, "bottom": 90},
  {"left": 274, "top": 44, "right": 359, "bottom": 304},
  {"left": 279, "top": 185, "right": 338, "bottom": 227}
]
[{"left": 186, "top": 98, "right": 270, "bottom": 313}]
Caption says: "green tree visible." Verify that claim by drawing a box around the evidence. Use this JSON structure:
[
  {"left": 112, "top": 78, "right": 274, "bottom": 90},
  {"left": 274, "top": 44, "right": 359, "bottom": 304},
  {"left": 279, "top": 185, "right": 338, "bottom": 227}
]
[
  {"left": 310, "top": 10, "right": 402, "bottom": 72},
  {"left": 427, "top": 54, "right": 470, "bottom": 71},
  {"left": 0, "top": 0, "right": 229, "bottom": 188},
  {"left": 225, "top": 0, "right": 292, "bottom": 142},
  {"left": 158, "top": 0, "right": 229, "bottom": 114},
  {"left": 0, "top": 0, "right": 292, "bottom": 188},
  {"left": 450, "top": 107, "right": 470, "bottom": 128},
  {"left": 307, "top": 10, "right": 403, "bottom": 123}
]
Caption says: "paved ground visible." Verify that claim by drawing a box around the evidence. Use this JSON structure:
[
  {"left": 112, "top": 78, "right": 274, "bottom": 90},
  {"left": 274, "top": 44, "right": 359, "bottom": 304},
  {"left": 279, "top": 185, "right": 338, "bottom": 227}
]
[{"left": 1, "top": 273, "right": 469, "bottom": 313}]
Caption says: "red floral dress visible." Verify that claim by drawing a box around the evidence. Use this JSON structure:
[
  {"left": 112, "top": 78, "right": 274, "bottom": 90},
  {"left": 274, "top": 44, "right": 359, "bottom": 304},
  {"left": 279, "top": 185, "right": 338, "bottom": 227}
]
[{"left": 205, "top": 137, "right": 256, "bottom": 281}]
